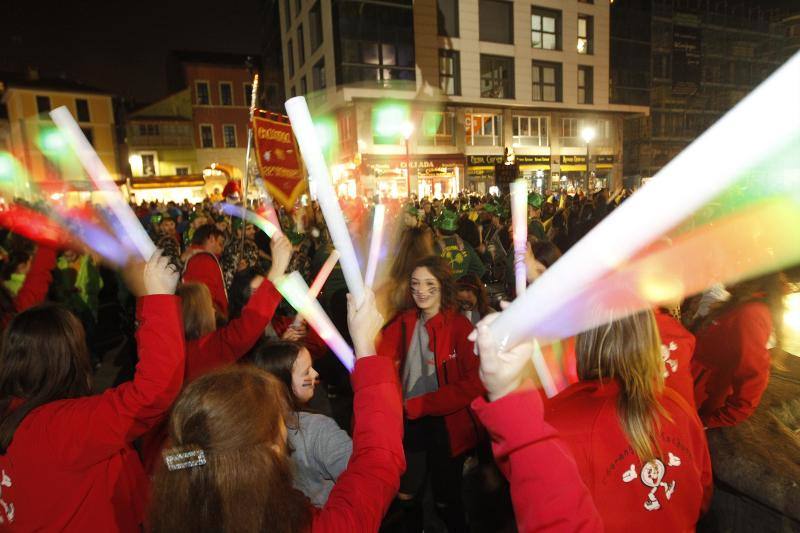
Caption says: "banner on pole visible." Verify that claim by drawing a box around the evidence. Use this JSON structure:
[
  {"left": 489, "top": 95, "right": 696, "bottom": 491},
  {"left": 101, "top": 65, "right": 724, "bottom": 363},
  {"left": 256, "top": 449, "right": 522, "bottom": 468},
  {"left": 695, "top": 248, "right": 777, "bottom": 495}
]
[{"left": 252, "top": 112, "right": 306, "bottom": 208}]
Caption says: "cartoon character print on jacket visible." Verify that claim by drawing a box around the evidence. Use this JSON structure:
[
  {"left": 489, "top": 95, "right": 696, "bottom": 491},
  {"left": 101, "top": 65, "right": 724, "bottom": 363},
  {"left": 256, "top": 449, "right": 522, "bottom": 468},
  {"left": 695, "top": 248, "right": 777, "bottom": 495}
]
[
  {"left": 0, "top": 470, "right": 14, "bottom": 524},
  {"left": 622, "top": 452, "right": 682, "bottom": 511},
  {"left": 661, "top": 341, "right": 678, "bottom": 378}
]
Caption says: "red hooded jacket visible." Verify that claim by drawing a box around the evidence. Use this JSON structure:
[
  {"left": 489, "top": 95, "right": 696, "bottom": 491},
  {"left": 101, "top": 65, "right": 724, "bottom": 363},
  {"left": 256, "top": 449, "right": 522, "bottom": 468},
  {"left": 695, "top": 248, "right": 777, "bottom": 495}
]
[
  {"left": 182, "top": 248, "right": 228, "bottom": 318},
  {"left": 691, "top": 301, "right": 772, "bottom": 428},
  {"left": 0, "top": 295, "right": 184, "bottom": 532},
  {"left": 654, "top": 309, "right": 697, "bottom": 407},
  {"left": 545, "top": 381, "right": 712, "bottom": 532},
  {"left": 378, "top": 308, "right": 484, "bottom": 457},
  {"left": 472, "top": 387, "right": 603, "bottom": 532}
]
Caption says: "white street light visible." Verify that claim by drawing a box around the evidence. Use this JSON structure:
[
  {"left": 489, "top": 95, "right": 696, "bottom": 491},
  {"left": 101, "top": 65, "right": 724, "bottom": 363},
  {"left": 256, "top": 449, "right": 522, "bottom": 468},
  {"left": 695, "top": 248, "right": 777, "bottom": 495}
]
[
  {"left": 581, "top": 126, "right": 596, "bottom": 144},
  {"left": 401, "top": 121, "right": 414, "bottom": 140}
]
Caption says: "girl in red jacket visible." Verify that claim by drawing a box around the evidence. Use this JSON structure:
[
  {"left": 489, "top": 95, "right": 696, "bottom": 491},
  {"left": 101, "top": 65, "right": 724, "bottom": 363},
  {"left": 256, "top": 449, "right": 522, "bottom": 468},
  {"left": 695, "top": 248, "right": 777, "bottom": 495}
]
[
  {"left": 377, "top": 255, "right": 484, "bottom": 533},
  {"left": 0, "top": 250, "right": 183, "bottom": 532},
  {"left": 545, "top": 309, "right": 712, "bottom": 532},
  {"left": 691, "top": 274, "right": 782, "bottom": 428},
  {"left": 149, "top": 289, "right": 405, "bottom": 533}
]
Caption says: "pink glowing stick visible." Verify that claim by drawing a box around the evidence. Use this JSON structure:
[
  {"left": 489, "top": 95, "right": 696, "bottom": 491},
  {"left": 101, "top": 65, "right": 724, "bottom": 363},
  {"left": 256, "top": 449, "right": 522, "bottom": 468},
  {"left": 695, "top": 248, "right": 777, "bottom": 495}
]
[
  {"left": 292, "top": 249, "right": 340, "bottom": 328},
  {"left": 510, "top": 180, "right": 528, "bottom": 297},
  {"left": 49, "top": 107, "right": 155, "bottom": 260},
  {"left": 364, "top": 204, "right": 386, "bottom": 289},
  {"left": 276, "top": 271, "right": 355, "bottom": 371}
]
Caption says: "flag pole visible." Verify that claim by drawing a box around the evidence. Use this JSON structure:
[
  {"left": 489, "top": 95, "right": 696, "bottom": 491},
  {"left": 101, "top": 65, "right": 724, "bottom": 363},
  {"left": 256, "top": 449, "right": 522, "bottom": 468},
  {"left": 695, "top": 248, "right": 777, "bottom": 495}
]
[{"left": 241, "top": 73, "right": 259, "bottom": 257}]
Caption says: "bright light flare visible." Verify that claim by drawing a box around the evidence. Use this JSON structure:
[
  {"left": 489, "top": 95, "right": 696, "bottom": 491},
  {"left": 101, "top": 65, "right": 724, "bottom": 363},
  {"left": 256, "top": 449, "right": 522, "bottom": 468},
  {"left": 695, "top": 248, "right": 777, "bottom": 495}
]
[{"left": 364, "top": 204, "right": 386, "bottom": 289}]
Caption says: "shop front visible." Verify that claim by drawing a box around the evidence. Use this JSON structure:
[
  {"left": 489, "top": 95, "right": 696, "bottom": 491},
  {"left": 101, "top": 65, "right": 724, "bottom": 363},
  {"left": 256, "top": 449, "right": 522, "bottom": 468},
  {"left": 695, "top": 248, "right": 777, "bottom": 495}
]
[
  {"left": 128, "top": 174, "right": 207, "bottom": 204},
  {"left": 466, "top": 155, "right": 504, "bottom": 195},
  {"left": 592, "top": 155, "right": 615, "bottom": 190},
  {"left": 516, "top": 155, "right": 552, "bottom": 193},
  {"left": 558, "top": 155, "right": 587, "bottom": 190},
  {"left": 363, "top": 154, "right": 464, "bottom": 199}
]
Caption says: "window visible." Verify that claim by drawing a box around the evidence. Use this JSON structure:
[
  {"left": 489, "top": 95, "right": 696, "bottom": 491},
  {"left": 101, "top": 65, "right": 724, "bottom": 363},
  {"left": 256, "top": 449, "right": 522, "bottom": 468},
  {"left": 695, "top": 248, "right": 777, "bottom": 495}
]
[
  {"left": 532, "top": 61, "right": 562, "bottom": 102},
  {"left": 219, "top": 82, "right": 233, "bottom": 106},
  {"left": 531, "top": 7, "right": 560, "bottom": 50},
  {"left": 465, "top": 113, "right": 502, "bottom": 146},
  {"left": 36, "top": 95, "right": 51, "bottom": 114},
  {"left": 578, "top": 66, "right": 593, "bottom": 104},
  {"left": 420, "top": 111, "right": 456, "bottom": 146},
  {"left": 512, "top": 116, "right": 548, "bottom": 147},
  {"left": 75, "top": 99, "right": 90, "bottom": 122},
  {"left": 298, "top": 25, "right": 306, "bottom": 66},
  {"left": 313, "top": 59, "right": 326, "bottom": 90},
  {"left": 577, "top": 15, "right": 593, "bottom": 54},
  {"left": 176, "top": 167, "right": 189, "bottom": 176},
  {"left": 310, "top": 1, "right": 323, "bottom": 51},
  {"left": 479, "top": 0, "right": 513, "bottom": 44},
  {"left": 138, "top": 123, "right": 160, "bottom": 136},
  {"left": 439, "top": 50, "right": 461, "bottom": 96},
  {"left": 437, "top": 0, "right": 459, "bottom": 37},
  {"left": 196, "top": 82, "right": 210, "bottom": 105},
  {"left": 284, "top": 0, "right": 291, "bottom": 29},
  {"left": 200, "top": 124, "right": 214, "bottom": 148},
  {"left": 141, "top": 154, "right": 156, "bottom": 176},
  {"left": 287, "top": 39, "right": 295, "bottom": 77},
  {"left": 244, "top": 83, "right": 254, "bottom": 107},
  {"left": 81, "top": 127, "right": 94, "bottom": 147},
  {"left": 562, "top": 118, "right": 578, "bottom": 139},
  {"left": 480, "top": 55, "right": 514, "bottom": 99},
  {"left": 222, "top": 125, "right": 237, "bottom": 148},
  {"left": 300, "top": 76, "right": 307, "bottom": 95}
]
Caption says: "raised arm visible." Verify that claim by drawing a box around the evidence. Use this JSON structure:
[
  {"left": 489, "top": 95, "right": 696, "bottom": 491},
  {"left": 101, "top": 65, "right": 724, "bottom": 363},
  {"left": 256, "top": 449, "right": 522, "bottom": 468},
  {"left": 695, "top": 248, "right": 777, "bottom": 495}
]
[{"left": 14, "top": 245, "right": 57, "bottom": 313}]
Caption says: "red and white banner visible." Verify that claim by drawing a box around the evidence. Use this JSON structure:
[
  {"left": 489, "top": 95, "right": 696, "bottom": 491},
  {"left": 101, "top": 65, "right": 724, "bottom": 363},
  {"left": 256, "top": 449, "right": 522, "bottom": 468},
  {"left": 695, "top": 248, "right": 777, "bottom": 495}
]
[{"left": 252, "top": 112, "right": 306, "bottom": 208}]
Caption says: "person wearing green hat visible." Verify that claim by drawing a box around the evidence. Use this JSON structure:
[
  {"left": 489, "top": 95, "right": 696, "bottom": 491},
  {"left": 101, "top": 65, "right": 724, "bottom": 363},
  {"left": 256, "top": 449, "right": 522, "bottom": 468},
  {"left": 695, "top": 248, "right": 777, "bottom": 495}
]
[
  {"left": 527, "top": 193, "right": 547, "bottom": 242},
  {"left": 434, "top": 210, "right": 486, "bottom": 279},
  {"left": 404, "top": 204, "right": 420, "bottom": 228}
]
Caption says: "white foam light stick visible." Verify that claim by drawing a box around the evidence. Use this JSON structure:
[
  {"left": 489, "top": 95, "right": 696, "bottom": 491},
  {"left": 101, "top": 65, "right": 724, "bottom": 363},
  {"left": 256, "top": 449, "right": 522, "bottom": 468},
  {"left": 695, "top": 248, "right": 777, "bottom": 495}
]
[
  {"left": 510, "top": 180, "right": 528, "bottom": 297},
  {"left": 50, "top": 106, "right": 156, "bottom": 260},
  {"left": 276, "top": 271, "right": 355, "bottom": 372},
  {"left": 364, "top": 204, "right": 386, "bottom": 289},
  {"left": 292, "top": 249, "right": 340, "bottom": 328},
  {"left": 489, "top": 50, "right": 800, "bottom": 350},
  {"left": 532, "top": 340, "right": 558, "bottom": 398},
  {"left": 217, "top": 202, "right": 279, "bottom": 238},
  {"left": 285, "top": 96, "right": 366, "bottom": 305}
]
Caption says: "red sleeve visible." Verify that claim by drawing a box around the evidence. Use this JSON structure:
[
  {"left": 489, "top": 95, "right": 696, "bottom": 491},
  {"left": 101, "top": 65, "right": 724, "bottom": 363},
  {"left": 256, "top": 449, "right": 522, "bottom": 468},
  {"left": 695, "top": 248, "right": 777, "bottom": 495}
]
[
  {"left": 472, "top": 388, "right": 603, "bottom": 533},
  {"left": 186, "top": 279, "right": 281, "bottom": 382},
  {"left": 48, "top": 295, "right": 185, "bottom": 468},
  {"left": 14, "top": 246, "right": 57, "bottom": 313},
  {"left": 183, "top": 254, "right": 228, "bottom": 317},
  {"left": 376, "top": 318, "right": 403, "bottom": 361},
  {"left": 702, "top": 306, "right": 772, "bottom": 428},
  {"left": 311, "top": 356, "right": 404, "bottom": 533},
  {"left": 405, "top": 318, "right": 484, "bottom": 419}
]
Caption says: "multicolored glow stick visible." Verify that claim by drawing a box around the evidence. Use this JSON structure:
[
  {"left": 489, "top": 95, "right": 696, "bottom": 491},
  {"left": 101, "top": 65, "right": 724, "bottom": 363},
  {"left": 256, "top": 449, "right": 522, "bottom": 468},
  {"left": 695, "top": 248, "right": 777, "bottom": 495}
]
[
  {"left": 49, "top": 107, "right": 156, "bottom": 260},
  {"left": 532, "top": 340, "right": 558, "bottom": 398},
  {"left": 489, "top": 50, "right": 800, "bottom": 350},
  {"left": 364, "top": 204, "right": 386, "bottom": 289},
  {"left": 292, "top": 249, "right": 340, "bottom": 328},
  {"left": 253, "top": 178, "right": 283, "bottom": 234},
  {"left": 276, "top": 271, "right": 355, "bottom": 372},
  {"left": 285, "top": 96, "right": 366, "bottom": 305},
  {"left": 510, "top": 180, "right": 528, "bottom": 297},
  {"left": 217, "top": 202, "right": 279, "bottom": 238}
]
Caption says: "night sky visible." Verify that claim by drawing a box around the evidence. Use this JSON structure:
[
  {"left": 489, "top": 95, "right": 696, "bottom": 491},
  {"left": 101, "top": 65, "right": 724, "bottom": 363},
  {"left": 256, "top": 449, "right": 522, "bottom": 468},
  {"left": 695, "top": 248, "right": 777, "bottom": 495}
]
[{"left": 1, "top": 0, "right": 265, "bottom": 104}]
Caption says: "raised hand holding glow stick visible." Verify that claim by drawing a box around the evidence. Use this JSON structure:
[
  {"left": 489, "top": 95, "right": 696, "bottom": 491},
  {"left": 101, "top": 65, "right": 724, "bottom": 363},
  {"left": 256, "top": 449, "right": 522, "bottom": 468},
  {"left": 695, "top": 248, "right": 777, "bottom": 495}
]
[
  {"left": 276, "top": 271, "right": 355, "bottom": 371},
  {"left": 364, "top": 204, "right": 386, "bottom": 289},
  {"left": 285, "top": 96, "right": 366, "bottom": 305},
  {"left": 49, "top": 107, "right": 155, "bottom": 261},
  {"left": 292, "top": 249, "right": 340, "bottom": 328},
  {"left": 510, "top": 180, "right": 528, "bottom": 297}
]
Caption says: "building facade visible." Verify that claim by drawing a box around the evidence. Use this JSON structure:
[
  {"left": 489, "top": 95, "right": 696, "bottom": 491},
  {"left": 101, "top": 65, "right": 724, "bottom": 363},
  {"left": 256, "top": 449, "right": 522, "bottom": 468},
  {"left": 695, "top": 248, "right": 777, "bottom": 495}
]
[
  {"left": 278, "top": 0, "right": 647, "bottom": 197},
  {"left": 610, "top": 0, "right": 792, "bottom": 183}
]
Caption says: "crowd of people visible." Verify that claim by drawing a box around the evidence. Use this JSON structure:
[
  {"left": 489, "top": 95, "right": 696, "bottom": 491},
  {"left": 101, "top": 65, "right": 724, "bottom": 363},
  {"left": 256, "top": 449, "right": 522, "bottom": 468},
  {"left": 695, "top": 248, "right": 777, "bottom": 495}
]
[{"left": 0, "top": 184, "right": 791, "bottom": 532}]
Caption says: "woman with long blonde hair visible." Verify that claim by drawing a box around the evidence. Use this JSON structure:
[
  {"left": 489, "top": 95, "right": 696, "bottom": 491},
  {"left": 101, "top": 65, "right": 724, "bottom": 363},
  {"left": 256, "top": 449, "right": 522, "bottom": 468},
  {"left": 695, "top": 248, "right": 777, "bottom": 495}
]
[{"left": 544, "top": 310, "right": 712, "bottom": 532}]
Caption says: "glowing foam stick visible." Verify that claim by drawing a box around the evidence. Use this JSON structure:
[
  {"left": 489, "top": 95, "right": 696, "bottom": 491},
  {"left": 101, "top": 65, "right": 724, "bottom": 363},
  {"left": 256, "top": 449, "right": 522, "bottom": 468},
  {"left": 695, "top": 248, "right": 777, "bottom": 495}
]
[
  {"left": 50, "top": 107, "right": 155, "bottom": 260},
  {"left": 489, "top": 50, "right": 800, "bottom": 350},
  {"left": 217, "top": 202, "right": 279, "bottom": 238},
  {"left": 532, "top": 340, "right": 558, "bottom": 398},
  {"left": 276, "top": 271, "right": 355, "bottom": 372},
  {"left": 510, "top": 180, "right": 528, "bottom": 297},
  {"left": 285, "top": 97, "right": 365, "bottom": 305},
  {"left": 292, "top": 249, "right": 340, "bottom": 328},
  {"left": 364, "top": 204, "right": 386, "bottom": 289}
]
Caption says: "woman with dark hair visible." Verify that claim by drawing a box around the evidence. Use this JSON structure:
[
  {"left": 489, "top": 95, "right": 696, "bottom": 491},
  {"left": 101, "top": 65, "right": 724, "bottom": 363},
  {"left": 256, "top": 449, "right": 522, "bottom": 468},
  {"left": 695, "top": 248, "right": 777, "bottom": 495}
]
[
  {"left": 244, "top": 339, "right": 353, "bottom": 507},
  {"left": 378, "top": 255, "right": 484, "bottom": 533},
  {"left": 455, "top": 273, "right": 493, "bottom": 325},
  {"left": 376, "top": 225, "right": 435, "bottom": 321},
  {"left": 150, "top": 290, "right": 404, "bottom": 533},
  {"left": 0, "top": 250, "right": 183, "bottom": 531},
  {"left": 0, "top": 243, "right": 57, "bottom": 330},
  {"left": 691, "top": 273, "right": 784, "bottom": 428}
]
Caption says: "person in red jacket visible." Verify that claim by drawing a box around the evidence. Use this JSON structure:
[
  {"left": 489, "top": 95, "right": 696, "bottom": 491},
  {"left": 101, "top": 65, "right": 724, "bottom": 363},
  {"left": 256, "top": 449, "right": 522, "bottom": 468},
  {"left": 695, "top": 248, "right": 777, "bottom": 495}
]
[
  {"left": 544, "top": 309, "right": 713, "bottom": 532},
  {"left": 0, "top": 249, "right": 183, "bottom": 532},
  {"left": 654, "top": 307, "right": 697, "bottom": 407},
  {"left": 149, "top": 289, "right": 405, "bottom": 533},
  {"left": 182, "top": 223, "right": 228, "bottom": 319},
  {"left": 0, "top": 244, "right": 58, "bottom": 330},
  {"left": 691, "top": 274, "right": 782, "bottom": 428},
  {"left": 139, "top": 233, "right": 292, "bottom": 474},
  {"left": 377, "top": 255, "right": 484, "bottom": 533}
]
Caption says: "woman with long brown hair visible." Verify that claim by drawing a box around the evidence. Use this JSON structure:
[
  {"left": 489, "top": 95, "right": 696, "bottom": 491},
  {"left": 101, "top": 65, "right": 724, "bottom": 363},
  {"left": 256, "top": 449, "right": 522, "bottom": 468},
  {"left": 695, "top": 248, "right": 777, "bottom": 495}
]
[
  {"left": 378, "top": 255, "right": 484, "bottom": 533},
  {"left": 150, "top": 289, "right": 404, "bottom": 533},
  {"left": 0, "top": 250, "right": 183, "bottom": 531},
  {"left": 375, "top": 225, "right": 435, "bottom": 321},
  {"left": 544, "top": 310, "right": 712, "bottom": 532}
]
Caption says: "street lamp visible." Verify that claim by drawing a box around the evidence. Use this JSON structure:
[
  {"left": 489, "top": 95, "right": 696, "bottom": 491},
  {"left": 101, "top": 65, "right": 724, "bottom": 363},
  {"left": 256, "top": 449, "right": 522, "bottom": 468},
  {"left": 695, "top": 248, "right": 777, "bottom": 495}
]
[
  {"left": 401, "top": 121, "right": 414, "bottom": 198},
  {"left": 581, "top": 126, "right": 596, "bottom": 192}
]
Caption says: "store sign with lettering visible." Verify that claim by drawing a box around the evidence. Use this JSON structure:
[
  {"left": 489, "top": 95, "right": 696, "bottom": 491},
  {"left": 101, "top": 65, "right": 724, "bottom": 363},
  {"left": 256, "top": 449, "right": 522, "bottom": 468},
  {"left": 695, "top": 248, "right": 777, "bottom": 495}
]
[
  {"left": 560, "top": 155, "right": 587, "bottom": 165},
  {"left": 467, "top": 155, "right": 504, "bottom": 166},
  {"left": 516, "top": 155, "right": 551, "bottom": 165}
]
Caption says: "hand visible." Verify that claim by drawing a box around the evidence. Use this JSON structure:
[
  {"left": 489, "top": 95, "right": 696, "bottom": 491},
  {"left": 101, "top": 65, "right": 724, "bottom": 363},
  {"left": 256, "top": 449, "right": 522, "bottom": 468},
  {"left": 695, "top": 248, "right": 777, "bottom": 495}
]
[
  {"left": 281, "top": 320, "right": 307, "bottom": 341},
  {"left": 267, "top": 233, "right": 292, "bottom": 282},
  {"left": 143, "top": 249, "right": 180, "bottom": 295},
  {"left": 347, "top": 289, "right": 383, "bottom": 359},
  {"left": 469, "top": 312, "right": 536, "bottom": 401}
]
